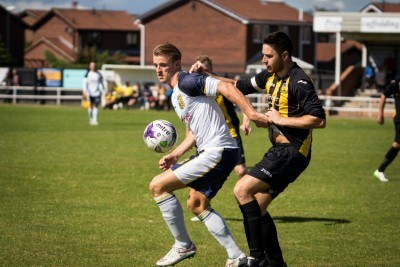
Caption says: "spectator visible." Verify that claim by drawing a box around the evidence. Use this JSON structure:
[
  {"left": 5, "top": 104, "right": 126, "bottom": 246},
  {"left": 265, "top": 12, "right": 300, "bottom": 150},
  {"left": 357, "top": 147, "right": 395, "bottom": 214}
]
[
  {"left": 363, "top": 64, "right": 376, "bottom": 90},
  {"left": 155, "top": 83, "right": 169, "bottom": 110},
  {"left": 120, "top": 81, "right": 134, "bottom": 108},
  {"left": 137, "top": 84, "right": 154, "bottom": 110},
  {"left": 127, "top": 82, "right": 141, "bottom": 109},
  {"left": 37, "top": 70, "right": 47, "bottom": 105}
]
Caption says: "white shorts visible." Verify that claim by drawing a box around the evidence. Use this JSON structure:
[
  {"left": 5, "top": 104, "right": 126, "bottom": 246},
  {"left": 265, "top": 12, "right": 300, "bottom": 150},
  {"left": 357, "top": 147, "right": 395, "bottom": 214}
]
[{"left": 171, "top": 147, "right": 238, "bottom": 199}]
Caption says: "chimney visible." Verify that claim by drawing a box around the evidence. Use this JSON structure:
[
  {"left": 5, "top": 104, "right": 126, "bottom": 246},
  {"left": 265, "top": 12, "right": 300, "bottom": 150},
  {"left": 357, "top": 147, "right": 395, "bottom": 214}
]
[{"left": 71, "top": 1, "right": 78, "bottom": 9}]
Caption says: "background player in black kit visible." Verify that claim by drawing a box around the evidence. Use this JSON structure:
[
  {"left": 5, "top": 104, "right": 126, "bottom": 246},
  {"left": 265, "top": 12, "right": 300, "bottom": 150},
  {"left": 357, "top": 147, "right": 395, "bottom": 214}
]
[{"left": 374, "top": 78, "right": 400, "bottom": 182}]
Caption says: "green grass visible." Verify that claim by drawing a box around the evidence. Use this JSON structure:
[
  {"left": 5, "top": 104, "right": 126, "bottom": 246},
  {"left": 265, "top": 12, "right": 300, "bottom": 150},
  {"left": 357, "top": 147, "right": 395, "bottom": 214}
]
[{"left": 0, "top": 104, "right": 399, "bottom": 267}]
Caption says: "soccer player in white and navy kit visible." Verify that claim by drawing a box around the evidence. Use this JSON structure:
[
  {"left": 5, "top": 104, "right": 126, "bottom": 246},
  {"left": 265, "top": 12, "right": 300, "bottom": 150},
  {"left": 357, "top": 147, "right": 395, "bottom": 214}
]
[
  {"left": 150, "top": 43, "right": 269, "bottom": 267},
  {"left": 82, "top": 61, "right": 105, "bottom": 126}
]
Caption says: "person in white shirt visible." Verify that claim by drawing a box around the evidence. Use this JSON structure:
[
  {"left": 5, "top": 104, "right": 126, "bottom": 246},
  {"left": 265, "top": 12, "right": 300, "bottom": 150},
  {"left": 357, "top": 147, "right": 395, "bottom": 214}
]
[
  {"left": 150, "top": 43, "right": 269, "bottom": 267},
  {"left": 82, "top": 61, "right": 105, "bottom": 126}
]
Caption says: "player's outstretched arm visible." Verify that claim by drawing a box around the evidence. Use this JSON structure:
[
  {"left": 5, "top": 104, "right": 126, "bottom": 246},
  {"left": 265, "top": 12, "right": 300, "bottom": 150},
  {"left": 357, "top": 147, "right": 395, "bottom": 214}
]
[{"left": 217, "top": 81, "right": 270, "bottom": 128}]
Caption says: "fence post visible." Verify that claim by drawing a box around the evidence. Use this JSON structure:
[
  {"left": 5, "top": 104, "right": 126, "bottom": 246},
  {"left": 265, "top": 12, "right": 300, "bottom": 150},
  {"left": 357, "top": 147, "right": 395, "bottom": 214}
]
[
  {"left": 12, "top": 86, "right": 17, "bottom": 105},
  {"left": 57, "top": 87, "right": 61, "bottom": 106}
]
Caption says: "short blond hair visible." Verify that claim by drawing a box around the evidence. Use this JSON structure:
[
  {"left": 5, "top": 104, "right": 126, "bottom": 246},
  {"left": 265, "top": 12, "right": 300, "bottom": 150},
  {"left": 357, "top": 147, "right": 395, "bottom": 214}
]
[{"left": 153, "top": 43, "right": 182, "bottom": 63}]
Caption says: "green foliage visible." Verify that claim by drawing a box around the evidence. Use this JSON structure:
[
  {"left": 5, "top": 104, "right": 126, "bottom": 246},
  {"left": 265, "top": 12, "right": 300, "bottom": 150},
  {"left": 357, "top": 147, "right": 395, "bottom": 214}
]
[
  {"left": 0, "top": 105, "right": 399, "bottom": 266},
  {"left": 44, "top": 47, "right": 128, "bottom": 69},
  {"left": 44, "top": 50, "right": 71, "bottom": 68},
  {"left": 0, "top": 40, "right": 13, "bottom": 66}
]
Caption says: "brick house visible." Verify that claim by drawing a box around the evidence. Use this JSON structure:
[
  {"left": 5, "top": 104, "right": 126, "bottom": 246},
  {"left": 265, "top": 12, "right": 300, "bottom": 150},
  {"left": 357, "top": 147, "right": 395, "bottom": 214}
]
[
  {"left": 135, "top": 0, "right": 314, "bottom": 75},
  {"left": 18, "top": 9, "right": 47, "bottom": 46},
  {"left": 0, "top": 4, "right": 26, "bottom": 67},
  {"left": 24, "top": 8, "right": 141, "bottom": 68}
]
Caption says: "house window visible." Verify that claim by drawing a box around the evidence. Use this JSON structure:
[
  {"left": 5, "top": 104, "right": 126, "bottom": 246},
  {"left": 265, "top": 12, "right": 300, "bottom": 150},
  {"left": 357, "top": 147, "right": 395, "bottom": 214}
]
[
  {"left": 87, "top": 32, "right": 101, "bottom": 47},
  {"left": 127, "top": 32, "right": 138, "bottom": 45},
  {"left": 302, "top": 26, "right": 311, "bottom": 44},
  {"left": 277, "top": 25, "right": 289, "bottom": 34},
  {"left": 253, "top": 24, "right": 270, "bottom": 43}
]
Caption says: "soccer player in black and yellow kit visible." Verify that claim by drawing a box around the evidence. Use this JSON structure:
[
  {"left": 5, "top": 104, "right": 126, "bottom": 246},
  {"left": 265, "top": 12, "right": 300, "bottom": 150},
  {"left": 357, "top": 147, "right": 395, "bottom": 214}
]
[
  {"left": 190, "top": 32, "right": 326, "bottom": 266},
  {"left": 232, "top": 32, "right": 326, "bottom": 266},
  {"left": 374, "top": 78, "right": 400, "bottom": 182}
]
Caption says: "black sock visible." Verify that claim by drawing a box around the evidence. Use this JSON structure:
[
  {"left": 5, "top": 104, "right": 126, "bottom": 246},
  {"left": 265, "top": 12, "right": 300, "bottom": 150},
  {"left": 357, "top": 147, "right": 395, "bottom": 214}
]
[
  {"left": 378, "top": 147, "right": 399, "bottom": 172},
  {"left": 239, "top": 200, "right": 264, "bottom": 260},
  {"left": 261, "top": 212, "right": 284, "bottom": 266}
]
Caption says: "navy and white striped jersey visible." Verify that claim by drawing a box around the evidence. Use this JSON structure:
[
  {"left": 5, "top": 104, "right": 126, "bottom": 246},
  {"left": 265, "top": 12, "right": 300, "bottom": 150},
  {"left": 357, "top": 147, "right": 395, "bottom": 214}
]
[{"left": 171, "top": 71, "right": 237, "bottom": 151}]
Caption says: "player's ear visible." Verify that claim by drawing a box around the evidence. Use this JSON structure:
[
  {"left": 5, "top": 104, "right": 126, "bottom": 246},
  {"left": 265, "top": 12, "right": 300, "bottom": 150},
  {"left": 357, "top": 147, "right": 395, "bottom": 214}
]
[
  {"left": 174, "top": 59, "right": 181, "bottom": 69},
  {"left": 282, "top": 51, "right": 289, "bottom": 61}
]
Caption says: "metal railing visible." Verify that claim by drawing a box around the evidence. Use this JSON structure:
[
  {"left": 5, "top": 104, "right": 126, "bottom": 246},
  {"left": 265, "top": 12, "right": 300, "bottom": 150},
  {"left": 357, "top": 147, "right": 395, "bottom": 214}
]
[
  {"left": 0, "top": 86, "right": 82, "bottom": 105},
  {"left": 0, "top": 87, "right": 395, "bottom": 117},
  {"left": 246, "top": 93, "right": 395, "bottom": 117}
]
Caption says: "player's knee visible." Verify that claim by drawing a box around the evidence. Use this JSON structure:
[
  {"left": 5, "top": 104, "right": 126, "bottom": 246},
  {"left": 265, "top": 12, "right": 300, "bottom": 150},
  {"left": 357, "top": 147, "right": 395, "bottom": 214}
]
[
  {"left": 233, "top": 182, "right": 248, "bottom": 203},
  {"left": 149, "top": 176, "right": 163, "bottom": 197},
  {"left": 393, "top": 142, "right": 400, "bottom": 149},
  {"left": 186, "top": 197, "right": 203, "bottom": 214}
]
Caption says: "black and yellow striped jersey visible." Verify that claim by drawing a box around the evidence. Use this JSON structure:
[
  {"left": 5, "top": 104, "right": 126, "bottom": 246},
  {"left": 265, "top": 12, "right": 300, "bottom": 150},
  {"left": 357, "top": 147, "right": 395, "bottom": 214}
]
[
  {"left": 236, "top": 63, "right": 326, "bottom": 157},
  {"left": 215, "top": 95, "right": 240, "bottom": 138}
]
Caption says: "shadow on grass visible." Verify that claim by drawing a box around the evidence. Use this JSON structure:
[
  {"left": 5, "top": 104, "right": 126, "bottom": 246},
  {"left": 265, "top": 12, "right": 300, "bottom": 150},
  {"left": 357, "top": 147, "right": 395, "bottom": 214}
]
[
  {"left": 225, "top": 216, "right": 351, "bottom": 225},
  {"left": 274, "top": 216, "right": 351, "bottom": 225}
]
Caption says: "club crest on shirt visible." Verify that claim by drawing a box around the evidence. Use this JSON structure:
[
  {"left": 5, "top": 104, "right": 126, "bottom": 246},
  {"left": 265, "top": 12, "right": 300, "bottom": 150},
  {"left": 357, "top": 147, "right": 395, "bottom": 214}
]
[{"left": 177, "top": 94, "right": 185, "bottom": 109}]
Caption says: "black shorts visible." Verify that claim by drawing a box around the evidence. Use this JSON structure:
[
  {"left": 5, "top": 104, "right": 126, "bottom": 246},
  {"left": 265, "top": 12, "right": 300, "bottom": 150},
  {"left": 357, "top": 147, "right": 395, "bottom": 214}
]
[
  {"left": 234, "top": 135, "right": 246, "bottom": 165},
  {"left": 394, "top": 121, "right": 400, "bottom": 143},
  {"left": 89, "top": 96, "right": 101, "bottom": 106},
  {"left": 248, "top": 144, "right": 310, "bottom": 198}
]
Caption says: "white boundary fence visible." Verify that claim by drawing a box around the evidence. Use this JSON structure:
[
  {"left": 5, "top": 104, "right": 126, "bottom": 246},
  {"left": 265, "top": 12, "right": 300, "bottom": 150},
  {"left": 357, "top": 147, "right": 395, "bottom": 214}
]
[
  {"left": 246, "top": 93, "right": 395, "bottom": 118},
  {"left": 0, "top": 86, "right": 82, "bottom": 105},
  {"left": 0, "top": 87, "right": 395, "bottom": 117}
]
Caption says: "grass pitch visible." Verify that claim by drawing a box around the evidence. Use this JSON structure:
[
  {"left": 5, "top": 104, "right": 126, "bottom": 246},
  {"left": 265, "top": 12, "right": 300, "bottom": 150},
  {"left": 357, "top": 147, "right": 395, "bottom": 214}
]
[{"left": 0, "top": 104, "right": 399, "bottom": 266}]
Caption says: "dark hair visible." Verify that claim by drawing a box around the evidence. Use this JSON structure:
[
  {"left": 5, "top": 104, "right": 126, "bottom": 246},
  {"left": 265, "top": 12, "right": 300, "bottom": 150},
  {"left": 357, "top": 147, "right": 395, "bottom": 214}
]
[
  {"left": 195, "top": 55, "right": 213, "bottom": 72},
  {"left": 153, "top": 43, "right": 182, "bottom": 63},
  {"left": 263, "top": 31, "right": 293, "bottom": 57}
]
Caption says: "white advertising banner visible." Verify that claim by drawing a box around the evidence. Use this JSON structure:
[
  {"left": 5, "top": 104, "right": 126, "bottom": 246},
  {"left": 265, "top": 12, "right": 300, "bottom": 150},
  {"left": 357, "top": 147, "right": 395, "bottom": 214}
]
[
  {"left": 313, "top": 16, "right": 343, "bottom": 32},
  {"left": 361, "top": 17, "right": 400, "bottom": 33}
]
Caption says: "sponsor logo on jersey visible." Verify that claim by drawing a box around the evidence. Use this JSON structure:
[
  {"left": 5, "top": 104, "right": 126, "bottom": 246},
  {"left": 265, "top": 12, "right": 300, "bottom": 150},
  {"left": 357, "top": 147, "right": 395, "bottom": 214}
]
[{"left": 297, "top": 80, "right": 307, "bottom": 85}]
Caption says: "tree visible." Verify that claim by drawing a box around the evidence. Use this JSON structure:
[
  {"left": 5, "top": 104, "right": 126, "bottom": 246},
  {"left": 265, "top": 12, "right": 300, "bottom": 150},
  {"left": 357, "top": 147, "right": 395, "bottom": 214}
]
[{"left": 0, "top": 40, "right": 13, "bottom": 66}]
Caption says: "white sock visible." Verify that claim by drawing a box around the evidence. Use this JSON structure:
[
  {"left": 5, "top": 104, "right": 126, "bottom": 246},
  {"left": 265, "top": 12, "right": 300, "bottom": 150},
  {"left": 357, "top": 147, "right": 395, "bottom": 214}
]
[
  {"left": 88, "top": 108, "right": 92, "bottom": 122},
  {"left": 154, "top": 193, "right": 192, "bottom": 248},
  {"left": 199, "top": 207, "right": 243, "bottom": 259},
  {"left": 92, "top": 107, "right": 98, "bottom": 123}
]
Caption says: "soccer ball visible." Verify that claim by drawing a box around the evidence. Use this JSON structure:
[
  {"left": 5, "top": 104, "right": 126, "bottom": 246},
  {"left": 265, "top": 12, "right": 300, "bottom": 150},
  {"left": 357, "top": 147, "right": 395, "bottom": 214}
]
[{"left": 143, "top": 120, "right": 178, "bottom": 153}]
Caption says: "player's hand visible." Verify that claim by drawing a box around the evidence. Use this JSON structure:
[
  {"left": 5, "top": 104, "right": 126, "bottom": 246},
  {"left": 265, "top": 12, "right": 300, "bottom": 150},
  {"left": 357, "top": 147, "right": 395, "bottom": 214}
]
[
  {"left": 252, "top": 113, "right": 270, "bottom": 128},
  {"left": 240, "top": 114, "right": 252, "bottom": 135},
  {"left": 266, "top": 108, "right": 282, "bottom": 125},
  {"left": 159, "top": 154, "right": 178, "bottom": 171},
  {"left": 377, "top": 115, "right": 384, "bottom": 125},
  {"left": 240, "top": 122, "right": 252, "bottom": 135},
  {"left": 189, "top": 62, "right": 206, "bottom": 73}
]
